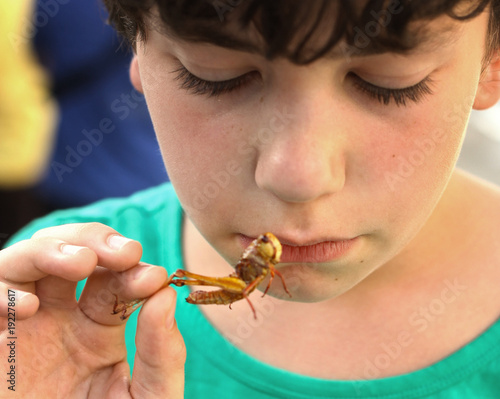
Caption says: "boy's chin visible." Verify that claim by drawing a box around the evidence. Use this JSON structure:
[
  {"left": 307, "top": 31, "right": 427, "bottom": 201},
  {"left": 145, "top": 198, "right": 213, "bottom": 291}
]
[{"left": 258, "top": 264, "right": 359, "bottom": 303}]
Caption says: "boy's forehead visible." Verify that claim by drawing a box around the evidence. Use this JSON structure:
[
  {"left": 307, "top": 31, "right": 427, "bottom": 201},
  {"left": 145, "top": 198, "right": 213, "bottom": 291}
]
[{"left": 145, "top": 5, "right": 464, "bottom": 59}]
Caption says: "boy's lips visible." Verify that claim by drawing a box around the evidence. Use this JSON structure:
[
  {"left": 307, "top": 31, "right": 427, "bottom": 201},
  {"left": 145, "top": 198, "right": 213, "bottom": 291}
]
[{"left": 238, "top": 234, "right": 358, "bottom": 263}]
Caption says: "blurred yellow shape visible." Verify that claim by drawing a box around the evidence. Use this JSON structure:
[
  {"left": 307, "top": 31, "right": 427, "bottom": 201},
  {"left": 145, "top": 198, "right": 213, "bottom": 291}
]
[{"left": 0, "top": 0, "right": 56, "bottom": 187}]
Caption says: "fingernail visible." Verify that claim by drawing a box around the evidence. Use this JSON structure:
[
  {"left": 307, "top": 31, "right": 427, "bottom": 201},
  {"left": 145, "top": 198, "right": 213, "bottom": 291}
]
[
  {"left": 61, "top": 244, "right": 86, "bottom": 255},
  {"left": 14, "top": 290, "right": 32, "bottom": 300},
  {"left": 132, "top": 265, "right": 151, "bottom": 280},
  {"left": 108, "top": 235, "right": 132, "bottom": 250}
]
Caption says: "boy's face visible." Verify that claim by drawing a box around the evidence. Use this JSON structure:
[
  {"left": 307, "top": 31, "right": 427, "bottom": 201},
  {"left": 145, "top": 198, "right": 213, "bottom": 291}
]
[{"left": 132, "top": 9, "right": 495, "bottom": 301}]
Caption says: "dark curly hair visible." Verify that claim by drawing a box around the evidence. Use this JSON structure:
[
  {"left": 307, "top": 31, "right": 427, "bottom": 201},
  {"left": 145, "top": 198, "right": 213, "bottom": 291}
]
[{"left": 102, "top": 0, "right": 500, "bottom": 64}]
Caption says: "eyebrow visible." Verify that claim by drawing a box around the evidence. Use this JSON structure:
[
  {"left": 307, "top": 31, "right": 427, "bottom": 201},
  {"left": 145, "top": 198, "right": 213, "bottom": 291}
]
[
  {"left": 328, "top": 26, "right": 460, "bottom": 59},
  {"left": 154, "top": 14, "right": 462, "bottom": 61}
]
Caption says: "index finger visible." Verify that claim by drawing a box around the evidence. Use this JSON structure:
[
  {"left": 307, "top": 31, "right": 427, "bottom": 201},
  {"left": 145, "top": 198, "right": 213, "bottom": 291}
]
[
  {"left": 31, "top": 222, "right": 143, "bottom": 271},
  {"left": 0, "top": 237, "right": 97, "bottom": 319},
  {"left": 0, "top": 237, "right": 97, "bottom": 285}
]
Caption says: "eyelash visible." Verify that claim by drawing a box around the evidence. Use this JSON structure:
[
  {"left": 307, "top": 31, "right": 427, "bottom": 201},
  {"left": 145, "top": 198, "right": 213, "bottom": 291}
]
[
  {"left": 173, "top": 65, "right": 434, "bottom": 107},
  {"left": 172, "top": 66, "right": 256, "bottom": 98},
  {"left": 350, "top": 73, "right": 434, "bottom": 107}
]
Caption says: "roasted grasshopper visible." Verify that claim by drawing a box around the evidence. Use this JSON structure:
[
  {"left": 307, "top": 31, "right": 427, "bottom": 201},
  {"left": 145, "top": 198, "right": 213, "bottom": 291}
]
[
  {"left": 112, "top": 233, "right": 290, "bottom": 320},
  {"left": 168, "top": 232, "right": 291, "bottom": 318}
]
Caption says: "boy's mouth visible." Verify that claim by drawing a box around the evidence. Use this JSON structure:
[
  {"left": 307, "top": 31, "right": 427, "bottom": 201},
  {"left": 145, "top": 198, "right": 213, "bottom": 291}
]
[{"left": 238, "top": 234, "right": 358, "bottom": 263}]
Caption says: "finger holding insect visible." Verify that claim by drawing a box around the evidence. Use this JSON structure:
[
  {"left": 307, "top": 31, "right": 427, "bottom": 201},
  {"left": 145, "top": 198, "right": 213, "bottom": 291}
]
[
  {"left": 0, "top": 223, "right": 143, "bottom": 321},
  {"left": 0, "top": 237, "right": 97, "bottom": 287},
  {"left": 31, "top": 222, "right": 143, "bottom": 272},
  {"left": 0, "top": 236, "right": 98, "bottom": 320},
  {"left": 78, "top": 262, "right": 168, "bottom": 325}
]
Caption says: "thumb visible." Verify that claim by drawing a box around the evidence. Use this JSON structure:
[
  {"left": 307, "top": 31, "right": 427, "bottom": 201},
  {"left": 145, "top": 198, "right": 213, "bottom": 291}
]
[{"left": 130, "top": 287, "right": 186, "bottom": 398}]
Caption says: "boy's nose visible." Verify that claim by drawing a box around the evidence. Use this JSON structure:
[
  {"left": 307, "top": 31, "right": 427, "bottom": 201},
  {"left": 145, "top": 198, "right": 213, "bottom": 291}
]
[{"left": 254, "top": 111, "right": 346, "bottom": 203}]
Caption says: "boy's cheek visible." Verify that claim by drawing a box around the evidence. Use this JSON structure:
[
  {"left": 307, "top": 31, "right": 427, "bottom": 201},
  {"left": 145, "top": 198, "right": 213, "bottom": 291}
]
[
  {"left": 371, "top": 131, "right": 457, "bottom": 198},
  {"left": 353, "top": 105, "right": 463, "bottom": 226}
]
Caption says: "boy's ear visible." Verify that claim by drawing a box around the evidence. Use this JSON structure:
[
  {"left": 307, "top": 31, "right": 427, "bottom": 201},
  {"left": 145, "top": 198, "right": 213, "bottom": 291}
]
[
  {"left": 473, "top": 51, "right": 500, "bottom": 110},
  {"left": 130, "top": 55, "right": 144, "bottom": 94}
]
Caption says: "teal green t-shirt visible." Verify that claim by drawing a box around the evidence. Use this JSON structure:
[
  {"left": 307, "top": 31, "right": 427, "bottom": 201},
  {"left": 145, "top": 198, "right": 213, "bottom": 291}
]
[{"left": 8, "top": 183, "right": 500, "bottom": 398}]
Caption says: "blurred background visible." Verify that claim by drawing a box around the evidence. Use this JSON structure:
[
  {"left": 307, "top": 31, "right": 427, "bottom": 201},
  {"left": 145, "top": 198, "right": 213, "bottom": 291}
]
[
  {"left": 0, "top": 0, "right": 499, "bottom": 248},
  {"left": 0, "top": 0, "right": 168, "bottom": 247},
  {"left": 458, "top": 105, "right": 500, "bottom": 185}
]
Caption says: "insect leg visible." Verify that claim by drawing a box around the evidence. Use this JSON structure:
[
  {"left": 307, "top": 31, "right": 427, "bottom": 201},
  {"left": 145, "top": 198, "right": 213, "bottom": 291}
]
[
  {"left": 262, "top": 266, "right": 292, "bottom": 298},
  {"left": 238, "top": 274, "right": 267, "bottom": 319},
  {"left": 241, "top": 294, "right": 257, "bottom": 319},
  {"left": 167, "top": 269, "right": 247, "bottom": 293},
  {"left": 111, "top": 294, "right": 145, "bottom": 321}
]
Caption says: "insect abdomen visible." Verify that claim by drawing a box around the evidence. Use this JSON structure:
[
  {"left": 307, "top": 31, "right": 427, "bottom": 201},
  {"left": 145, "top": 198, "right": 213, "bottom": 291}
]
[{"left": 186, "top": 289, "right": 244, "bottom": 305}]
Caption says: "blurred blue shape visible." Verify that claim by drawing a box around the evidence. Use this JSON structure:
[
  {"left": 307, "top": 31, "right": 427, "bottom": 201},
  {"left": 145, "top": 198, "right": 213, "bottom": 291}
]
[{"left": 33, "top": 0, "right": 168, "bottom": 208}]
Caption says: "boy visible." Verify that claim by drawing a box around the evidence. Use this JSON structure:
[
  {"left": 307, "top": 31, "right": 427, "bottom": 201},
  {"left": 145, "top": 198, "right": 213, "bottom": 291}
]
[{"left": 1, "top": 0, "right": 500, "bottom": 397}]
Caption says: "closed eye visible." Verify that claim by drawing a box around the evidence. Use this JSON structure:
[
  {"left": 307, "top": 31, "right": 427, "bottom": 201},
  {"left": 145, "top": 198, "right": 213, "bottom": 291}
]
[
  {"left": 349, "top": 73, "right": 434, "bottom": 107},
  {"left": 172, "top": 64, "right": 259, "bottom": 97}
]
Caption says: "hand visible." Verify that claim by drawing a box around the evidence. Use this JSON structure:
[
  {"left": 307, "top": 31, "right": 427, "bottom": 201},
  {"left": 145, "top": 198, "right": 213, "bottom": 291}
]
[{"left": 0, "top": 223, "right": 185, "bottom": 398}]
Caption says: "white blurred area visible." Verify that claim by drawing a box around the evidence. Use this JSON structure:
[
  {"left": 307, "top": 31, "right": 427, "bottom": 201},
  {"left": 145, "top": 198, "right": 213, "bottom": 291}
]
[{"left": 457, "top": 104, "right": 500, "bottom": 185}]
